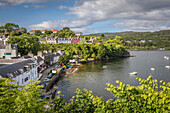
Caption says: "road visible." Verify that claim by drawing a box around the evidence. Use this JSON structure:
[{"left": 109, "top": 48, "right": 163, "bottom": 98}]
[{"left": 40, "top": 64, "right": 57, "bottom": 83}]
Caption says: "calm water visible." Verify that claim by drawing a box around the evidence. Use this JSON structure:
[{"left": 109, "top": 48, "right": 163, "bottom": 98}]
[{"left": 56, "top": 51, "right": 170, "bottom": 101}]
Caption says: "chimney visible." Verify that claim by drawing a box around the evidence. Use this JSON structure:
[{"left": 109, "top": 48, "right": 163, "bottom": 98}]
[
  {"left": 43, "top": 50, "right": 48, "bottom": 53},
  {"left": 49, "top": 50, "right": 52, "bottom": 53},
  {"left": 37, "top": 51, "right": 42, "bottom": 56},
  {"left": 28, "top": 52, "right": 34, "bottom": 58}
]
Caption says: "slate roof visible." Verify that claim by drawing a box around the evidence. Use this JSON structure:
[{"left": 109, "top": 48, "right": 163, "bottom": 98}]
[
  {"left": 37, "top": 56, "right": 43, "bottom": 63},
  {"left": 0, "top": 59, "right": 34, "bottom": 78}
]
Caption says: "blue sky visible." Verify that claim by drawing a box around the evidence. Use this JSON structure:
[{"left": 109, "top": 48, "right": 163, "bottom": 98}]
[{"left": 0, "top": 0, "right": 170, "bottom": 34}]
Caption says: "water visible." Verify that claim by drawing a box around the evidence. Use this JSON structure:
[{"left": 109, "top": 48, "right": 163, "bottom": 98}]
[{"left": 56, "top": 51, "right": 170, "bottom": 101}]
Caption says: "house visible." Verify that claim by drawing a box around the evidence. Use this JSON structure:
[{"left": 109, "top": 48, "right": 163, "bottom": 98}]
[
  {"left": 75, "top": 32, "right": 83, "bottom": 36},
  {"left": 53, "top": 53, "right": 60, "bottom": 63},
  {"left": 0, "top": 59, "right": 38, "bottom": 86},
  {"left": 46, "top": 37, "right": 57, "bottom": 44},
  {"left": 0, "top": 43, "right": 18, "bottom": 59},
  {"left": 41, "top": 30, "right": 46, "bottom": 34},
  {"left": 51, "top": 29, "right": 58, "bottom": 33},
  {"left": 39, "top": 38, "right": 47, "bottom": 44},
  {"left": 140, "top": 40, "right": 146, "bottom": 43},
  {"left": 70, "top": 36, "right": 80, "bottom": 44},
  {"left": 29, "top": 30, "right": 36, "bottom": 35},
  {"left": 57, "top": 38, "right": 71, "bottom": 44},
  {"left": 37, "top": 56, "right": 46, "bottom": 73}
]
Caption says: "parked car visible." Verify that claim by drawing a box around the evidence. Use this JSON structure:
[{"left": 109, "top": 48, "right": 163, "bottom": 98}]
[
  {"left": 47, "top": 73, "right": 53, "bottom": 79},
  {"left": 44, "top": 78, "right": 50, "bottom": 82}
]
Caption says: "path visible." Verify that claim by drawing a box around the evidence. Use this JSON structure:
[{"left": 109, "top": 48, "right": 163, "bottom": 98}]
[{"left": 40, "top": 64, "right": 57, "bottom": 83}]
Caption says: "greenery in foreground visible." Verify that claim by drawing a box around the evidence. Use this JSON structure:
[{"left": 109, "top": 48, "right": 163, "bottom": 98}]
[{"left": 0, "top": 76, "right": 169, "bottom": 113}]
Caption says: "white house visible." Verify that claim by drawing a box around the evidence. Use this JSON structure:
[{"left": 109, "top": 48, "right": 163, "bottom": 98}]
[
  {"left": 75, "top": 32, "right": 83, "bottom": 36},
  {"left": 0, "top": 43, "right": 18, "bottom": 59},
  {"left": 0, "top": 59, "right": 38, "bottom": 86},
  {"left": 57, "top": 38, "right": 71, "bottom": 44}
]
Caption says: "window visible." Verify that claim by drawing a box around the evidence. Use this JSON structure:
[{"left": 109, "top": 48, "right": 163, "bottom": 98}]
[{"left": 4, "top": 53, "right": 11, "bottom": 55}]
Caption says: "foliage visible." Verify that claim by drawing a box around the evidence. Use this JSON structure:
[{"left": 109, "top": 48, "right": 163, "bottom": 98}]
[
  {"left": 89, "top": 30, "right": 170, "bottom": 49},
  {"left": 1, "top": 76, "right": 169, "bottom": 112},
  {"left": 0, "top": 79, "right": 47, "bottom": 113},
  {"left": 45, "top": 30, "right": 53, "bottom": 35},
  {"left": 55, "top": 27, "right": 76, "bottom": 38},
  {"left": 34, "top": 30, "right": 42, "bottom": 36},
  {"left": 7, "top": 34, "right": 39, "bottom": 55}
]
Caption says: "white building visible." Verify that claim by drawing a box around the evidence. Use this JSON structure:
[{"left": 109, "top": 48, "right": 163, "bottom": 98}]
[
  {"left": 75, "top": 32, "right": 83, "bottom": 36},
  {"left": 57, "top": 38, "right": 71, "bottom": 44},
  {"left": 0, "top": 43, "right": 18, "bottom": 59},
  {"left": 0, "top": 59, "right": 38, "bottom": 86}
]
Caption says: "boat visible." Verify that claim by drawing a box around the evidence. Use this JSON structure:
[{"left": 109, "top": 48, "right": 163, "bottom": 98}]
[
  {"left": 151, "top": 68, "right": 155, "bottom": 71},
  {"left": 164, "top": 56, "right": 167, "bottom": 59},
  {"left": 166, "top": 57, "right": 169, "bottom": 60},
  {"left": 129, "top": 72, "right": 137, "bottom": 75},
  {"left": 165, "top": 66, "right": 170, "bottom": 69}
]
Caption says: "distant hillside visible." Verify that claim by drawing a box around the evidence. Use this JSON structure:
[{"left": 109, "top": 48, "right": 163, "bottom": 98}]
[{"left": 88, "top": 30, "right": 170, "bottom": 49}]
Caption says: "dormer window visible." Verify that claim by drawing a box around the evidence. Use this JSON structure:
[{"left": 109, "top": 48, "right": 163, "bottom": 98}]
[
  {"left": 18, "top": 69, "right": 24, "bottom": 73},
  {"left": 7, "top": 73, "right": 13, "bottom": 78}
]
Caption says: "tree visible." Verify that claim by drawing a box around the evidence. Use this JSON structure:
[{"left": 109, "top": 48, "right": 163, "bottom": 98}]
[
  {"left": 0, "top": 78, "right": 46, "bottom": 113},
  {"left": 20, "top": 27, "right": 27, "bottom": 33},
  {"left": 4, "top": 23, "right": 19, "bottom": 33},
  {"left": 45, "top": 30, "right": 53, "bottom": 35},
  {"left": 35, "top": 30, "right": 42, "bottom": 36},
  {"left": 101, "top": 33, "right": 105, "bottom": 38},
  {"left": 0, "top": 26, "right": 5, "bottom": 34},
  {"left": 7, "top": 34, "right": 39, "bottom": 55}
]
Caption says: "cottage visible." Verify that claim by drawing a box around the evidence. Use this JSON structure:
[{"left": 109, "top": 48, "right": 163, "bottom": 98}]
[
  {"left": 0, "top": 59, "right": 38, "bottom": 86},
  {"left": 29, "top": 30, "right": 36, "bottom": 35},
  {"left": 0, "top": 43, "right": 18, "bottom": 59},
  {"left": 75, "top": 32, "right": 83, "bottom": 36},
  {"left": 57, "top": 38, "right": 71, "bottom": 44}
]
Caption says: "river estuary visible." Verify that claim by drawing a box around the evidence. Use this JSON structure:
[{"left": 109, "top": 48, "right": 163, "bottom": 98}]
[{"left": 55, "top": 51, "right": 170, "bottom": 101}]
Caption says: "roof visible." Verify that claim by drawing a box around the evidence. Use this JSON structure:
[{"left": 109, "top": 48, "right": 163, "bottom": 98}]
[
  {"left": 75, "top": 32, "right": 83, "bottom": 34},
  {"left": 15, "top": 30, "right": 24, "bottom": 32},
  {"left": 39, "top": 38, "right": 46, "bottom": 41},
  {"left": 0, "top": 59, "right": 34, "bottom": 78},
  {"left": 37, "top": 56, "right": 43, "bottom": 63},
  {"left": 0, "top": 59, "right": 26, "bottom": 64},
  {"left": 51, "top": 29, "right": 58, "bottom": 32},
  {"left": 29, "top": 30, "right": 35, "bottom": 32},
  {"left": 22, "top": 55, "right": 32, "bottom": 59}
]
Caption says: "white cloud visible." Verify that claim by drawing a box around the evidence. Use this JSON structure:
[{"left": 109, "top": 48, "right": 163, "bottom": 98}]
[
  {"left": 59, "top": 5, "right": 67, "bottom": 10},
  {"left": 29, "top": 0, "right": 170, "bottom": 32},
  {"left": 23, "top": 5, "right": 29, "bottom": 8}
]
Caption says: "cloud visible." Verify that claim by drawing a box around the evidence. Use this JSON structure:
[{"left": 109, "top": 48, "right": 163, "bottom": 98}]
[
  {"left": 59, "top": 5, "right": 68, "bottom": 10},
  {"left": 29, "top": 0, "right": 170, "bottom": 32},
  {"left": 23, "top": 5, "right": 29, "bottom": 8},
  {"left": 0, "top": 0, "right": 64, "bottom": 7}
]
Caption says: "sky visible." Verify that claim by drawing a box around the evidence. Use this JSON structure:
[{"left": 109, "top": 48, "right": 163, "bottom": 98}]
[{"left": 0, "top": 0, "right": 170, "bottom": 34}]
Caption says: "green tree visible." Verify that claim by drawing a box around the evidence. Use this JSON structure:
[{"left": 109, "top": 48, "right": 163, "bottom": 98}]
[
  {"left": 4, "top": 23, "right": 19, "bottom": 33},
  {"left": 45, "top": 30, "right": 53, "bottom": 35},
  {"left": 35, "top": 30, "right": 42, "bottom": 36},
  {"left": 20, "top": 27, "right": 27, "bottom": 33}
]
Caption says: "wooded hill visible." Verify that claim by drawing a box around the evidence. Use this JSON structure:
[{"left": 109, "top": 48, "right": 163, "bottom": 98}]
[{"left": 88, "top": 30, "right": 170, "bottom": 49}]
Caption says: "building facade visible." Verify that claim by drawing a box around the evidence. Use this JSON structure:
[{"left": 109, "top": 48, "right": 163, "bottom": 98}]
[
  {"left": 0, "top": 43, "right": 18, "bottom": 59},
  {"left": 0, "top": 59, "right": 38, "bottom": 86}
]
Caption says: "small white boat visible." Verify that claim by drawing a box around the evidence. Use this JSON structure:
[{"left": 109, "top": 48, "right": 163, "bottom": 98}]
[
  {"left": 151, "top": 68, "right": 155, "bottom": 71},
  {"left": 165, "top": 66, "right": 170, "bottom": 69},
  {"left": 166, "top": 57, "right": 169, "bottom": 60},
  {"left": 129, "top": 72, "right": 137, "bottom": 75},
  {"left": 164, "top": 56, "right": 167, "bottom": 59}
]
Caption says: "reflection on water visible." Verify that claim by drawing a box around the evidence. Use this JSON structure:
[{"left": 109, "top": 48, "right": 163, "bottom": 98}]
[{"left": 56, "top": 51, "right": 170, "bottom": 101}]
